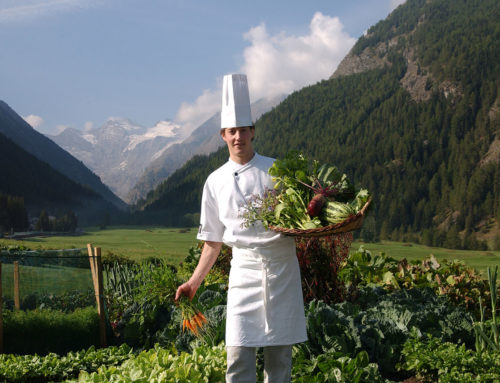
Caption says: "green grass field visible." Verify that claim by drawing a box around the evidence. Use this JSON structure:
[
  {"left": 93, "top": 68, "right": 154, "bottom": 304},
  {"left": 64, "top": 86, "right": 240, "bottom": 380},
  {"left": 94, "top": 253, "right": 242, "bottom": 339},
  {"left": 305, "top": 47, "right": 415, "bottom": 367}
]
[
  {"left": 1, "top": 226, "right": 199, "bottom": 264},
  {"left": 1, "top": 227, "right": 498, "bottom": 278},
  {"left": 1, "top": 263, "right": 93, "bottom": 299},
  {"left": 0, "top": 227, "right": 200, "bottom": 299}
]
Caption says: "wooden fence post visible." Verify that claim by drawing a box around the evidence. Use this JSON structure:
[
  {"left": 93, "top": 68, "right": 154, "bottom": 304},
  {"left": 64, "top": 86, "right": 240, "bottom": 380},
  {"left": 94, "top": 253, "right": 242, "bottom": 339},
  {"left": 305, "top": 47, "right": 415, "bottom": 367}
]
[
  {"left": 87, "top": 244, "right": 107, "bottom": 348},
  {"left": 0, "top": 262, "right": 3, "bottom": 353},
  {"left": 13, "top": 261, "right": 20, "bottom": 310}
]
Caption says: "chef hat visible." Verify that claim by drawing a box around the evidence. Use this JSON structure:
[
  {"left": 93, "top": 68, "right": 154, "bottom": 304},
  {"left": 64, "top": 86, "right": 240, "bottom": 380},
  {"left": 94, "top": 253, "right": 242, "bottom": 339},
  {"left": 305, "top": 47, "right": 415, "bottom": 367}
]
[{"left": 221, "top": 74, "right": 253, "bottom": 129}]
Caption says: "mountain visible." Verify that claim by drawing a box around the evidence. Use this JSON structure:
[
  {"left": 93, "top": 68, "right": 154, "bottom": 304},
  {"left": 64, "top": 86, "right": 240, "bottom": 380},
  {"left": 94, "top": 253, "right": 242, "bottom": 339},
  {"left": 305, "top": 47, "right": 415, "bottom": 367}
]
[
  {"left": 127, "top": 94, "right": 287, "bottom": 204},
  {"left": 136, "top": 0, "right": 500, "bottom": 249},
  {"left": 0, "top": 101, "right": 126, "bottom": 210},
  {"left": 48, "top": 118, "right": 187, "bottom": 202},
  {"left": 0, "top": 130, "right": 119, "bottom": 225}
]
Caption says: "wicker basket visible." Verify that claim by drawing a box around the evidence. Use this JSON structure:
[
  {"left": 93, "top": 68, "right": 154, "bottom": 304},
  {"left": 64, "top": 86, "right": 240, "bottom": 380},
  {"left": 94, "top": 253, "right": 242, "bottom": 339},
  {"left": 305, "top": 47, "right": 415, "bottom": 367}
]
[{"left": 269, "top": 198, "right": 371, "bottom": 237}]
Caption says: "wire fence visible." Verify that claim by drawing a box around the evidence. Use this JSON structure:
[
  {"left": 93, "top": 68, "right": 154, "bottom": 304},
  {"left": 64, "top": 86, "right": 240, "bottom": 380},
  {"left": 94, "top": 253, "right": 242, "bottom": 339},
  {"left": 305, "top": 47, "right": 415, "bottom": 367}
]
[
  {"left": 0, "top": 245, "right": 108, "bottom": 353},
  {"left": 0, "top": 248, "right": 94, "bottom": 311}
]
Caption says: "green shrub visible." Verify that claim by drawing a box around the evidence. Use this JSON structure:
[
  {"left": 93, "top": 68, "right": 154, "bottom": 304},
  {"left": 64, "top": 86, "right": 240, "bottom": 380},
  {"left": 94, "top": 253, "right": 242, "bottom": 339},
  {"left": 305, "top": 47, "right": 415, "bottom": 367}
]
[
  {"left": 106, "top": 247, "right": 228, "bottom": 351},
  {"left": 101, "top": 251, "right": 136, "bottom": 266},
  {"left": 2, "top": 307, "right": 100, "bottom": 355},
  {"left": 339, "top": 246, "right": 493, "bottom": 316},
  {"left": 301, "top": 287, "right": 475, "bottom": 380},
  {"left": 399, "top": 334, "right": 500, "bottom": 382}
]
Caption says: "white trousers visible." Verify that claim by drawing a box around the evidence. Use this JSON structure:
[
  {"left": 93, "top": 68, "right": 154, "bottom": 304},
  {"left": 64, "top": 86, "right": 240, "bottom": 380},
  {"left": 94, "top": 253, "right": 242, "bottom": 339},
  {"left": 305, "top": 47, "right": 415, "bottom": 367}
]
[{"left": 226, "top": 345, "right": 292, "bottom": 383}]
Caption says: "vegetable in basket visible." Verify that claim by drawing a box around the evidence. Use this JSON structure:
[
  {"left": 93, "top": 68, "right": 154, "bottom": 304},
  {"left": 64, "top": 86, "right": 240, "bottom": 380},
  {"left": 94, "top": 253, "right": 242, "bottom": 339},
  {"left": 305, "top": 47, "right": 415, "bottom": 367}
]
[{"left": 240, "top": 151, "right": 370, "bottom": 230}]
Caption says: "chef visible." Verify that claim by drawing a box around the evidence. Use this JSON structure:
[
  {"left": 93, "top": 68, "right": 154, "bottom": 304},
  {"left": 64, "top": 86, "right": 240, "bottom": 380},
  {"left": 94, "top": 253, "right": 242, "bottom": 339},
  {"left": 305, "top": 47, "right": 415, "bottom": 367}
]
[{"left": 175, "top": 73, "right": 307, "bottom": 383}]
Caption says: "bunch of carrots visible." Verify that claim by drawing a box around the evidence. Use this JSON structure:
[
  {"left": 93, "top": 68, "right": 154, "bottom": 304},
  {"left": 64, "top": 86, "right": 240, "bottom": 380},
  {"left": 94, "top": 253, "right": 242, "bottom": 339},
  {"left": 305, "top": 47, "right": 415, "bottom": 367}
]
[
  {"left": 176, "top": 295, "right": 208, "bottom": 337},
  {"left": 182, "top": 311, "right": 208, "bottom": 336}
]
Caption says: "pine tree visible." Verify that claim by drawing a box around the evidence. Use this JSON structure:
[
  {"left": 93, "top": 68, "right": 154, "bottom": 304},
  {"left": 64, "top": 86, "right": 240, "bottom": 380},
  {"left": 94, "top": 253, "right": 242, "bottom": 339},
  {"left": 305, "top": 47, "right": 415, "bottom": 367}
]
[{"left": 36, "top": 210, "right": 51, "bottom": 232}]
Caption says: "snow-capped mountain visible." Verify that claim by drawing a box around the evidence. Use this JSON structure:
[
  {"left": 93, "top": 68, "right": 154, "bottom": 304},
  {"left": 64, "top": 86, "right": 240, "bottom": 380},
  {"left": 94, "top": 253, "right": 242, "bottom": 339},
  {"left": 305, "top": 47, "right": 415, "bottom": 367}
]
[
  {"left": 127, "top": 94, "right": 287, "bottom": 204},
  {"left": 47, "top": 117, "right": 187, "bottom": 202},
  {"left": 48, "top": 94, "right": 286, "bottom": 204}
]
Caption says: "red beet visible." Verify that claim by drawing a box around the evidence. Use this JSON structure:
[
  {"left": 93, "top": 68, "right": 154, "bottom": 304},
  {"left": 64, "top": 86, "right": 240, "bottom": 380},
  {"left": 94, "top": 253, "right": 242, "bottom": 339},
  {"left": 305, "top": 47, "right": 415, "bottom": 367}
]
[
  {"left": 298, "top": 177, "right": 339, "bottom": 217},
  {"left": 307, "top": 194, "right": 326, "bottom": 217}
]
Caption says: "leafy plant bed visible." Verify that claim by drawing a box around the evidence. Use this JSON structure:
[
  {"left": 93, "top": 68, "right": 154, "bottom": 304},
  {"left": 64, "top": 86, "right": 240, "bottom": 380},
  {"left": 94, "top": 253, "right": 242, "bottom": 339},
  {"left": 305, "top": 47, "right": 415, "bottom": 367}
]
[
  {"left": 2, "top": 307, "right": 100, "bottom": 355},
  {"left": 0, "top": 344, "right": 133, "bottom": 383},
  {"left": 2, "top": 287, "right": 476, "bottom": 382},
  {"left": 302, "top": 287, "right": 475, "bottom": 380},
  {"left": 339, "top": 246, "right": 496, "bottom": 317},
  {"left": 0, "top": 343, "right": 389, "bottom": 383},
  {"left": 400, "top": 334, "right": 500, "bottom": 383}
]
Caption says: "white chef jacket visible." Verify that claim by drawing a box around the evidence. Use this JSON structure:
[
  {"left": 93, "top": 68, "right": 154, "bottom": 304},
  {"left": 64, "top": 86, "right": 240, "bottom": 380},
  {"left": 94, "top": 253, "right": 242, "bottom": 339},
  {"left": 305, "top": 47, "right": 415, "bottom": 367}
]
[{"left": 197, "top": 153, "right": 307, "bottom": 347}]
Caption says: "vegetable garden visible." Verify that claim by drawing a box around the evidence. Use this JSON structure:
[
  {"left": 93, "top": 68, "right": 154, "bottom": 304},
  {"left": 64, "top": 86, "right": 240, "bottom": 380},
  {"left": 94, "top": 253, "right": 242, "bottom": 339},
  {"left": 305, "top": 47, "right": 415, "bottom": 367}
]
[{"left": 0, "top": 241, "right": 498, "bottom": 382}]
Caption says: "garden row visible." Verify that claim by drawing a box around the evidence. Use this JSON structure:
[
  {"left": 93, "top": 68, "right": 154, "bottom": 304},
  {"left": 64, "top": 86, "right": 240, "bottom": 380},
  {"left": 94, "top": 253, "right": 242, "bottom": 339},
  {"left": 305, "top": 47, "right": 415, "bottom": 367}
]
[{"left": 0, "top": 243, "right": 499, "bottom": 382}]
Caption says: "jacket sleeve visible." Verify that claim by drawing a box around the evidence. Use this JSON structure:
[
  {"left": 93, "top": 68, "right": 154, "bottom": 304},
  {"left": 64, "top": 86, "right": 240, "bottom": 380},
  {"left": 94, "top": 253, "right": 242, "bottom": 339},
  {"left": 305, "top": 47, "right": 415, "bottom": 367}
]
[{"left": 197, "top": 178, "right": 225, "bottom": 242}]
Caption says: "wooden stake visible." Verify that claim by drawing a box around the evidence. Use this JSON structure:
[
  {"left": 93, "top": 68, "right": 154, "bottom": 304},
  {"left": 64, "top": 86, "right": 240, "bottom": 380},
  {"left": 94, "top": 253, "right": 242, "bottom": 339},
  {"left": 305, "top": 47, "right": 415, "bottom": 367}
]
[
  {"left": 87, "top": 244, "right": 107, "bottom": 347},
  {"left": 13, "top": 261, "right": 20, "bottom": 311},
  {"left": 88, "top": 244, "right": 98, "bottom": 292}
]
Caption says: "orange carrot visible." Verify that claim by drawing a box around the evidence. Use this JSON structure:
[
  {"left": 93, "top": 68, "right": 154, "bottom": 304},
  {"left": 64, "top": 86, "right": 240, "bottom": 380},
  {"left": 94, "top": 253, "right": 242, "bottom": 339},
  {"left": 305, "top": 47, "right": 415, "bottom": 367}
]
[
  {"left": 185, "top": 319, "right": 195, "bottom": 333},
  {"left": 190, "top": 318, "right": 199, "bottom": 335},
  {"left": 198, "top": 312, "right": 208, "bottom": 323},
  {"left": 193, "top": 313, "right": 204, "bottom": 328}
]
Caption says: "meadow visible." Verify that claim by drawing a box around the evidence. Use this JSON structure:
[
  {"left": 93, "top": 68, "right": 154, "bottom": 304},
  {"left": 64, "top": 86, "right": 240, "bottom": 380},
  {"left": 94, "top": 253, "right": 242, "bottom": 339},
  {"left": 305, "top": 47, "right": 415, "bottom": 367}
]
[
  {"left": 1, "top": 226, "right": 199, "bottom": 264},
  {"left": 1, "top": 263, "right": 93, "bottom": 299},
  {"left": 0, "top": 227, "right": 198, "bottom": 299},
  {"left": 1, "top": 226, "right": 498, "bottom": 273}
]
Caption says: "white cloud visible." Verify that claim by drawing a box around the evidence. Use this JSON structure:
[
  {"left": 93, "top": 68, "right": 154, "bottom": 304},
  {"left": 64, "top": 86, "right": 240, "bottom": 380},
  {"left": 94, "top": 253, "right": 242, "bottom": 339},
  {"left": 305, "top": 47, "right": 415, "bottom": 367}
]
[
  {"left": 0, "top": 0, "right": 105, "bottom": 24},
  {"left": 23, "top": 114, "right": 44, "bottom": 129},
  {"left": 242, "top": 12, "right": 356, "bottom": 101},
  {"left": 175, "top": 12, "right": 356, "bottom": 131},
  {"left": 175, "top": 88, "right": 222, "bottom": 133}
]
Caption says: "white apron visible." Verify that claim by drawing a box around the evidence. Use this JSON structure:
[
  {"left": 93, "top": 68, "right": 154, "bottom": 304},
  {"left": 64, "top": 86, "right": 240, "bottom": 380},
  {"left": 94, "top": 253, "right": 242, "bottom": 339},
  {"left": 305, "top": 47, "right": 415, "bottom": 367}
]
[{"left": 225, "top": 243, "right": 307, "bottom": 347}]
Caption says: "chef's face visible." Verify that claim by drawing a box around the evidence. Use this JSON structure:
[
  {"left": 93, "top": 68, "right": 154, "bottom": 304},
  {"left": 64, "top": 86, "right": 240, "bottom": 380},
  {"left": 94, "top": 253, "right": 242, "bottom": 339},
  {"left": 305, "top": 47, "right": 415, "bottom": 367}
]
[{"left": 221, "top": 126, "right": 255, "bottom": 164}]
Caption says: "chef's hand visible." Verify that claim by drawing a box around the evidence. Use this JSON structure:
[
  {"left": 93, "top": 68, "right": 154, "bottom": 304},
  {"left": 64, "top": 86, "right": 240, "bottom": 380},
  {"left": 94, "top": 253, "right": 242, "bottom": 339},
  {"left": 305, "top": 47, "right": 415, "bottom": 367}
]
[{"left": 175, "top": 282, "right": 196, "bottom": 301}]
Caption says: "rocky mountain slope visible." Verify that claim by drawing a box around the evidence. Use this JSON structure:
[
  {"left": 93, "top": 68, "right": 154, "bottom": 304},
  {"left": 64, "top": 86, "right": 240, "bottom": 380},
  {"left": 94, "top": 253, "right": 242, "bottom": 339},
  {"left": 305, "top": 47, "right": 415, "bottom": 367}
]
[
  {"left": 127, "top": 94, "right": 286, "bottom": 204},
  {"left": 48, "top": 118, "right": 186, "bottom": 202},
  {"left": 47, "top": 95, "right": 285, "bottom": 205}
]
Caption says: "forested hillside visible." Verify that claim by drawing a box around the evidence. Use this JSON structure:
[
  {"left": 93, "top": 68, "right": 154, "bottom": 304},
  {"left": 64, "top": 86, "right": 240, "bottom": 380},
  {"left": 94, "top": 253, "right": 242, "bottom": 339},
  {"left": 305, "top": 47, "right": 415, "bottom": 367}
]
[
  {"left": 0, "top": 101, "right": 126, "bottom": 210},
  {"left": 0, "top": 132, "right": 120, "bottom": 227},
  {"left": 137, "top": 0, "right": 500, "bottom": 249}
]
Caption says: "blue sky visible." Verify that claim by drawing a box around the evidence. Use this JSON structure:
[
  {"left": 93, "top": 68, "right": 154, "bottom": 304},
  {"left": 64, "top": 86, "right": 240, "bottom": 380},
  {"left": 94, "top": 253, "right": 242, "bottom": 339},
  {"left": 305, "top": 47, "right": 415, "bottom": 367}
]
[{"left": 0, "top": 0, "right": 405, "bottom": 135}]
